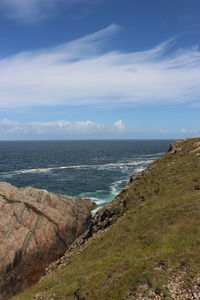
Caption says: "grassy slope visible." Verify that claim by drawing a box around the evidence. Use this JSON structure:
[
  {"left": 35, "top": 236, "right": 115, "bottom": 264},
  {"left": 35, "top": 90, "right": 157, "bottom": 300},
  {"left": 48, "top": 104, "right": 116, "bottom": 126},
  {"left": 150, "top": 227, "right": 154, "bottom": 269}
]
[{"left": 12, "top": 138, "right": 200, "bottom": 300}]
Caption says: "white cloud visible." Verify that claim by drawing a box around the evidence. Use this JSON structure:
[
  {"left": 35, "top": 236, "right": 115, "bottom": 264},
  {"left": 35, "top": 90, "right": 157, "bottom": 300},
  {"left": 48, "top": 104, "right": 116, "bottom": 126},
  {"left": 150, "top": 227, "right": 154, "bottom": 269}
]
[
  {"left": 181, "top": 128, "right": 187, "bottom": 133},
  {"left": 0, "top": 118, "right": 125, "bottom": 139},
  {"left": 180, "top": 128, "right": 200, "bottom": 134},
  {"left": 0, "top": 0, "right": 99, "bottom": 22},
  {"left": 113, "top": 120, "right": 125, "bottom": 132},
  {"left": 0, "top": 118, "right": 199, "bottom": 139},
  {"left": 0, "top": 25, "right": 200, "bottom": 109}
]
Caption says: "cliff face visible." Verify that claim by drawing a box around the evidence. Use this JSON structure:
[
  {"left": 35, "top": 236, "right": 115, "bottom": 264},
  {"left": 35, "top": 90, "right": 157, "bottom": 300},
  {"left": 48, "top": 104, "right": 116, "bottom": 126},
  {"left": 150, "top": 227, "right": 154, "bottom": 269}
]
[
  {"left": 10, "top": 138, "right": 200, "bottom": 300},
  {"left": 0, "top": 183, "right": 95, "bottom": 300}
]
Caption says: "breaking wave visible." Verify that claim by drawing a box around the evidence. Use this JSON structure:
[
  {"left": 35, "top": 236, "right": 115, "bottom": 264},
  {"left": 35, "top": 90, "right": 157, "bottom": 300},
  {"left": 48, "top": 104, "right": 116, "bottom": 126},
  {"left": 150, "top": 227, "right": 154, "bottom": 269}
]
[{"left": 0, "top": 159, "right": 154, "bottom": 178}]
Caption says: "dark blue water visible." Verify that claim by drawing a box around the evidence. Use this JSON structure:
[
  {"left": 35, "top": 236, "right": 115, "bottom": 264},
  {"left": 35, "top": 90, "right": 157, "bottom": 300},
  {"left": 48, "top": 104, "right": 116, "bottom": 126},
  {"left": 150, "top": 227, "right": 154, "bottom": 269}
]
[{"left": 0, "top": 140, "right": 173, "bottom": 212}]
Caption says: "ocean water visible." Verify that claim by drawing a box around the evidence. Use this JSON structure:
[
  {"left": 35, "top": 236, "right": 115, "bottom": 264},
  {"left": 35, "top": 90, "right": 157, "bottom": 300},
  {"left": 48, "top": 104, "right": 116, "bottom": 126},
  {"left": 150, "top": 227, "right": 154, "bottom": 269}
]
[{"left": 0, "top": 140, "right": 173, "bottom": 211}]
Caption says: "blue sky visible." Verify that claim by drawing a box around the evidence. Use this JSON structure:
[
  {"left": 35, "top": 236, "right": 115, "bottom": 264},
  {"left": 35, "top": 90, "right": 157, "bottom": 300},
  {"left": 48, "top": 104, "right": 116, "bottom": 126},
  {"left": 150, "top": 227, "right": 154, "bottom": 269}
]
[{"left": 0, "top": 0, "right": 200, "bottom": 140}]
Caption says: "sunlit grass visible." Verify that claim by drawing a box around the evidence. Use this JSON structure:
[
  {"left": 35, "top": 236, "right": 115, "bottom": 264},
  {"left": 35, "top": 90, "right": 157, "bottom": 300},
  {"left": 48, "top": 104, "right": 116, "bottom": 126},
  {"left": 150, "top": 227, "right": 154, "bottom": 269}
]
[{"left": 12, "top": 138, "right": 200, "bottom": 300}]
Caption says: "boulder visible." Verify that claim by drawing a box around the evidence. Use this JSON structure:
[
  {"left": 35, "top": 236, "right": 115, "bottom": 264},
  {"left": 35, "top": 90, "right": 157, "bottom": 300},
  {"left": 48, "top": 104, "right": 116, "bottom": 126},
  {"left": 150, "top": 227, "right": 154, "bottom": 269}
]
[{"left": 0, "top": 182, "right": 95, "bottom": 300}]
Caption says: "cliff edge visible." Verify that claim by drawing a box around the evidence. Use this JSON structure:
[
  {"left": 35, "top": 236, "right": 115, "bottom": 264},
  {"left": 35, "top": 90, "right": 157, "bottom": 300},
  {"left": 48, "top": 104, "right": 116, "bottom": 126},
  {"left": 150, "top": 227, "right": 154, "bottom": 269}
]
[{"left": 11, "top": 138, "right": 200, "bottom": 299}]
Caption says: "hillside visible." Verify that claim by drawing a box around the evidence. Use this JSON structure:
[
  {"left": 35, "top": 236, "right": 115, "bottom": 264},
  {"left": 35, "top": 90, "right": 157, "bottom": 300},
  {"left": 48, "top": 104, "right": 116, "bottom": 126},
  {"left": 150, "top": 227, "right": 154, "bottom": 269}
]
[{"left": 11, "top": 138, "right": 200, "bottom": 300}]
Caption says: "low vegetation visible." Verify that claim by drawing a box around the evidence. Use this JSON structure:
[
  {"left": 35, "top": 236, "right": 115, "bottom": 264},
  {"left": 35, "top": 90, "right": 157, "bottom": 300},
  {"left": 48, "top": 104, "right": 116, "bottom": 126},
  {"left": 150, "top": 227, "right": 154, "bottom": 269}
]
[{"left": 12, "top": 138, "right": 200, "bottom": 300}]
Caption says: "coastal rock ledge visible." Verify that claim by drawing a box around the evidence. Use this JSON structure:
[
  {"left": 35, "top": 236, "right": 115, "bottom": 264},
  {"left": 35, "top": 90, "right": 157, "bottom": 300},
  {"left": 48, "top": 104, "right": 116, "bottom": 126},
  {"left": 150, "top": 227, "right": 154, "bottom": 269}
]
[{"left": 0, "top": 182, "right": 95, "bottom": 300}]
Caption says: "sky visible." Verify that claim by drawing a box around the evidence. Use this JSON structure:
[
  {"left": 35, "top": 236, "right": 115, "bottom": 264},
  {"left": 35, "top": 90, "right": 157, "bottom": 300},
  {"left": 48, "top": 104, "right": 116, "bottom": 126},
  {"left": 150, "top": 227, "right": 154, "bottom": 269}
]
[{"left": 0, "top": 0, "right": 200, "bottom": 140}]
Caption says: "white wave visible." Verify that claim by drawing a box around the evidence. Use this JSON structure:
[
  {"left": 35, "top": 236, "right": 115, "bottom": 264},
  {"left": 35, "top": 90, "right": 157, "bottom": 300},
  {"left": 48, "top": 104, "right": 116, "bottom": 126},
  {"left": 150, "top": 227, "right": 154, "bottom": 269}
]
[
  {"left": 15, "top": 168, "right": 53, "bottom": 174},
  {"left": 90, "top": 198, "right": 105, "bottom": 205},
  {"left": 113, "top": 179, "right": 127, "bottom": 185},
  {"left": 0, "top": 168, "right": 52, "bottom": 177},
  {"left": 90, "top": 197, "right": 106, "bottom": 214},
  {"left": 0, "top": 158, "right": 155, "bottom": 177},
  {"left": 110, "top": 187, "right": 119, "bottom": 196},
  {"left": 136, "top": 152, "right": 163, "bottom": 158},
  {"left": 109, "top": 178, "right": 128, "bottom": 196},
  {"left": 0, "top": 165, "right": 82, "bottom": 177},
  {"left": 96, "top": 160, "right": 153, "bottom": 168},
  {"left": 135, "top": 166, "right": 146, "bottom": 172},
  {"left": 92, "top": 207, "right": 102, "bottom": 215},
  {"left": 78, "top": 190, "right": 107, "bottom": 199}
]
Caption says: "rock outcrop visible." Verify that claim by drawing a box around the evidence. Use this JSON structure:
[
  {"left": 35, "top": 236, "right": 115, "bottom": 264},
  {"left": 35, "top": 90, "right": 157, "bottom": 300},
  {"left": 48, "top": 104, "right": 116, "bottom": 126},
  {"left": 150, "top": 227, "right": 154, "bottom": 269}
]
[
  {"left": 8, "top": 138, "right": 200, "bottom": 300},
  {"left": 0, "top": 182, "right": 95, "bottom": 300}
]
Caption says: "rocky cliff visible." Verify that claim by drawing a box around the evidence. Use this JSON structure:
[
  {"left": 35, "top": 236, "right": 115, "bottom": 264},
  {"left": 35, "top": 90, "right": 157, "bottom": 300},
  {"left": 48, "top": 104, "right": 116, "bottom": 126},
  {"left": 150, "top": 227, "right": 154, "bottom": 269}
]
[
  {"left": 0, "top": 183, "right": 95, "bottom": 300},
  {"left": 10, "top": 138, "right": 200, "bottom": 299}
]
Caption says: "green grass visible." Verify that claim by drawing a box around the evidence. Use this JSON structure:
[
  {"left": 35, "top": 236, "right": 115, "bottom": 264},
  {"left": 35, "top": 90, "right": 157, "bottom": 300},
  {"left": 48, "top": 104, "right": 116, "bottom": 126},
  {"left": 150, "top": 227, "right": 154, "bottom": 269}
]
[{"left": 12, "top": 138, "right": 200, "bottom": 300}]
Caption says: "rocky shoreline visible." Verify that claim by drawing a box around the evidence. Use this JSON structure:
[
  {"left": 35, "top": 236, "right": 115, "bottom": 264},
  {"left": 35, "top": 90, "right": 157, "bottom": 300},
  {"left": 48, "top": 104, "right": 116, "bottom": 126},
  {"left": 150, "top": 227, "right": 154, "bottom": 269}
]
[
  {"left": 0, "top": 183, "right": 95, "bottom": 300},
  {"left": 31, "top": 138, "right": 200, "bottom": 300},
  {"left": 2, "top": 138, "right": 200, "bottom": 300}
]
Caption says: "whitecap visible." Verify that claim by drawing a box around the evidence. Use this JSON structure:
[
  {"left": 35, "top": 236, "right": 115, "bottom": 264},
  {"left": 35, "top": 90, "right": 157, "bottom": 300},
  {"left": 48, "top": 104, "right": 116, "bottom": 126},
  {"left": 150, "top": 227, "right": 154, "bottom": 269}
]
[
  {"left": 0, "top": 157, "right": 155, "bottom": 178},
  {"left": 92, "top": 207, "right": 102, "bottom": 215},
  {"left": 109, "top": 178, "right": 128, "bottom": 196},
  {"left": 90, "top": 198, "right": 105, "bottom": 205},
  {"left": 135, "top": 166, "right": 146, "bottom": 172}
]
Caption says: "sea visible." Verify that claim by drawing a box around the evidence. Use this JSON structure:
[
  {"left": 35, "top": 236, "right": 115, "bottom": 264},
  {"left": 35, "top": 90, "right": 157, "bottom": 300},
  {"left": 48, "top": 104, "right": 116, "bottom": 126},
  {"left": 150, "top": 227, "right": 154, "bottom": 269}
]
[{"left": 0, "top": 140, "right": 173, "bottom": 212}]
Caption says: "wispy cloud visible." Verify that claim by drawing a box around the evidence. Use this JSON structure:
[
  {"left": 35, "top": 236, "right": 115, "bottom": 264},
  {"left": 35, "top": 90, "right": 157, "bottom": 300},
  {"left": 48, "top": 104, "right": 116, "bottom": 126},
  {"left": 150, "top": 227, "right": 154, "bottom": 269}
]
[
  {"left": 0, "top": 0, "right": 100, "bottom": 23},
  {"left": 0, "top": 118, "right": 125, "bottom": 139},
  {"left": 0, "top": 24, "right": 200, "bottom": 109},
  {"left": 0, "top": 0, "right": 56, "bottom": 22}
]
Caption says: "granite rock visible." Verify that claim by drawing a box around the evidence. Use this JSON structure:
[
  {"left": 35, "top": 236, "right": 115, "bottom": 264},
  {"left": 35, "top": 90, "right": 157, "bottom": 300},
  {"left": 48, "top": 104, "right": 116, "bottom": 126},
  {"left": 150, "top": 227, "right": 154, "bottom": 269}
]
[{"left": 0, "top": 182, "right": 95, "bottom": 300}]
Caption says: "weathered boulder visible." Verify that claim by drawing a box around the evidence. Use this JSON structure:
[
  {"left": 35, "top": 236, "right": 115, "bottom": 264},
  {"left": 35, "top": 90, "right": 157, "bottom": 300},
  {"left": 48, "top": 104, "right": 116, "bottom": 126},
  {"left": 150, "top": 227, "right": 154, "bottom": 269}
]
[{"left": 0, "top": 182, "right": 95, "bottom": 300}]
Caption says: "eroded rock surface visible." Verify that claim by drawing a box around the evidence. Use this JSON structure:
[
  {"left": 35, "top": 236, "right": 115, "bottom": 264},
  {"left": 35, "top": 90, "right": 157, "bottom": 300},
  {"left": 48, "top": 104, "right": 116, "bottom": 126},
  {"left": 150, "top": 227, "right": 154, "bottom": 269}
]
[{"left": 0, "top": 182, "right": 95, "bottom": 300}]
